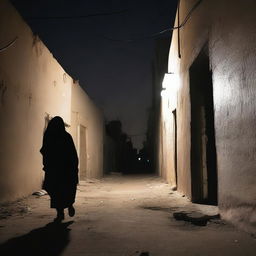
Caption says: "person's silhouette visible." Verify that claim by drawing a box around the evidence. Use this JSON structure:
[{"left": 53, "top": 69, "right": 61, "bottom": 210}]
[{"left": 40, "top": 116, "right": 78, "bottom": 222}]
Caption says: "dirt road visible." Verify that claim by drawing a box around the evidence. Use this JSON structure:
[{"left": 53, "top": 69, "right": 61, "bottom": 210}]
[{"left": 0, "top": 174, "right": 255, "bottom": 256}]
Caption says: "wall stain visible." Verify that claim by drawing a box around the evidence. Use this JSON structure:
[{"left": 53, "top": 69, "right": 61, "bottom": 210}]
[
  {"left": 0, "top": 80, "right": 7, "bottom": 106},
  {"left": 63, "top": 73, "right": 67, "bottom": 83},
  {"left": 32, "top": 34, "right": 43, "bottom": 57},
  {"left": 28, "top": 93, "right": 32, "bottom": 106}
]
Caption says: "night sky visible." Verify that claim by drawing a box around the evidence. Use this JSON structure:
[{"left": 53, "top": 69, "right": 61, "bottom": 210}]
[{"left": 11, "top": 0, "right": 178, "bottom": 149}]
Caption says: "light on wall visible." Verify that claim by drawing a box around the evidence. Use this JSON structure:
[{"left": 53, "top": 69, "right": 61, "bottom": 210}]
[
  {"left": 161, "top": 72, "right": 180, "bottom": 97},
  {"left": 160, "top": 88, "right": 167, "bottom": 97}
]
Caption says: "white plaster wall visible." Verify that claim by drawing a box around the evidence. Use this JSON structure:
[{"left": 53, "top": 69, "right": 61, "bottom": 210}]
[
  {"left": 210, "top": 0, "right": 256, "bottom": 233},
  {"left": 71, "top": 83, "right": 104, "bottom": 179},
  {"left": 0, "top": 0, "right": 72, "bottom": 202},
  {"left": 167, "top": 0, "right": 256, "bottom": 233},
  {"left": 160, "top": 90, "right": 177, "bottom": 186}
]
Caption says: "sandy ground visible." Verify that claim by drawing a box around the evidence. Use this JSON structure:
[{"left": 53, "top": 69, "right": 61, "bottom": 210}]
[{"left": 0, "top": 174, "right": 255, "bottom": 256}]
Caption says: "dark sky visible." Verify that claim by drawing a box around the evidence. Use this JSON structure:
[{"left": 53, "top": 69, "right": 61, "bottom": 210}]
[{"left": 11, "top": 0, "right": 178, "bottom": 149}]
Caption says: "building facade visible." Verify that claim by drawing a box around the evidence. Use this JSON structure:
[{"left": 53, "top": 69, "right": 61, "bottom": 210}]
[
  {"left": 159, "top": 0, "right": 256, "bottom": 233},
  {"left": 0, "top": 0, "right": 103, "bottom": 203}
]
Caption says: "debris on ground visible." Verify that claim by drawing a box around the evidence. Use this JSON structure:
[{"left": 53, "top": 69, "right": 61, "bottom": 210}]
[
  {"left": 32, "top": 190, "right": 48, "bottom": 196},
  {"left": 140, "top": 252, "right": 150, "bottom": 256},
  {"left": 173, "top": 211, "right": 220, "bottom": 226},
  {"left": 142, "top": 206, "right": 171, "bottom": 212},
  {"left": 0, "top": 200, "right": 31, "bottom": 219},
  {"left": 171, "top": 185, "right": 177, "bottom": 191},
  {"left": 142, "top": 205, "right": 183, "bottom": 213}
]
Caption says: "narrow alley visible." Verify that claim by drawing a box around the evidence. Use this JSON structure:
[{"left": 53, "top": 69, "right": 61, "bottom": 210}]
[
  {"left": 0, "top": 174, "right": 255, "bottom": 256},
  {"left": 1, "top": 1, "right": 256, "bottom": 255}
]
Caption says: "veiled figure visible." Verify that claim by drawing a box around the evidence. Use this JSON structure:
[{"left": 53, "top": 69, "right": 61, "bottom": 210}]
[{"left": 40, "top": 116, "right": 79, "bottom": 222}]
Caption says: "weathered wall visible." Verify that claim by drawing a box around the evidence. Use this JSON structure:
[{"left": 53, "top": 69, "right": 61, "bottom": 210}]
[
  {"left": 0, "top": 0, "right": 103, "bottom": 202},
  {"left": 167, "top": 0, "right": 211, "bottom": 198},
  {"left": 159, "top": 96, "right": 177, "bottom": 186},
  {"left": 150, "top": 39, "right": 171, "bottom": 178},
  {"left": 0, "top": 0, "right": 72, "bottom": 202},
  {"left": 166, "top": 0, "right": 256, "bottom": 233},
  {"left": 71, "top": 83, "right": 103, "bottom": 179}
]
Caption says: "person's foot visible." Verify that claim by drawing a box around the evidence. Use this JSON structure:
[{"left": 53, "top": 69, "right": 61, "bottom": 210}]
[
  {"left": 54, "top": 211, "right": 65, "bottom": 223},
  {"left": 68, "top": 205, "right": 75, "bottom": 217}
]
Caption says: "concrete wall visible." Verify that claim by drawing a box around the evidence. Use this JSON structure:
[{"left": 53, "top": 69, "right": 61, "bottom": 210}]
[
  {"left": 159, "top": 79, "right": 178, "bottom": 187},
  {"left": 164, "top": 0, "right": 256, "bottom": 233},
  {"left": 150, "top": 39, "right": 171, "bottom": 180},
  {"left": 70, "top": 82, "right": 103, "bottom": 179},
  {"left": 0, "top": 0, "right": 103, "bottom": 202}
]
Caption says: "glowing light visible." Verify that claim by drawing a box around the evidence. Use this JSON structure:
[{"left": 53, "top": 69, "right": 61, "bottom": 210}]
[
  {"left": 160, "top": 89, "right": 167, "bottom": 97},
  {"left": 138, "top": 157, "right": 141, "bottom": 161},
  {"left": 162, "top": 73, "right": 180, "bottom": 92},
  {"left": 161, "top": 72, "right": 179, "bottom": 112}
]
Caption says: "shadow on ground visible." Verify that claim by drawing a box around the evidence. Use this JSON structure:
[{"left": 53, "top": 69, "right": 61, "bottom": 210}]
[{"left": 0, "top": 221, "right": 73, "bottom": 256}]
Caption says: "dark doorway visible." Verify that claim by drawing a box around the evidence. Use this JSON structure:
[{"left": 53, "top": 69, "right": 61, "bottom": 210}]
[
  {"left": 172, "top": 109, "right": 178, "bottom": 188},
  {"left": 189, "top": 46, "right": 218, "bottom": 205},
  {"left": 79, "top": 125, "right": 87, "bottom": 180}
]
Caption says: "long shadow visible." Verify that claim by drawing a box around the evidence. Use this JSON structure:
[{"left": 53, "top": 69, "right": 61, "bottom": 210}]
[{"left": 0, "top": 221, "right": 73, "bottom": 256}]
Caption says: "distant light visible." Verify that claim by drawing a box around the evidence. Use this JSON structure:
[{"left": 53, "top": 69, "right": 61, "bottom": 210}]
[
  {"left": 138, "top": 157, "right": 141, "bottom": 161},
  {"left": 147, "top": 159, "right": 150, "bottom": 163}
]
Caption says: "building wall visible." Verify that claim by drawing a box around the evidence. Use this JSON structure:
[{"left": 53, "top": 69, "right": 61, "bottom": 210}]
[
  {"left": 159, "top": 79, "right": 178, "bottom": 187},
  {"left": 165, "top": 0, "right": 256, "bottom": 233},
  {"left": 70, "top": 82, "right": 103, "bottom": 179},
  {"left": 103, "top": 134, "right": 116, "bottom": 174},
  {"left": 150, "top": 39, "right": 171, "bottom": 179},
  {"left": 0, "top": 0, "right": 103, "bottom": 202}
]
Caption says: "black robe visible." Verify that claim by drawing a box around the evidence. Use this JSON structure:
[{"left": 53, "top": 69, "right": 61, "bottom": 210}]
[{"left": 40, "top": 130, "right": 78, "bottom": 209}]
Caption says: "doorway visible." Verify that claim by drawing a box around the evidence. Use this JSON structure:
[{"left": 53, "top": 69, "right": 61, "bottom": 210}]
[
  {"left": 189, "top": 47, "right": 218, "bottom": 205},
  {"left": 172, "top": 109, "right": 178, "bottom": 188},
  {"left": 79, "top": 125, "right": 87, "bottom": 180}
]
